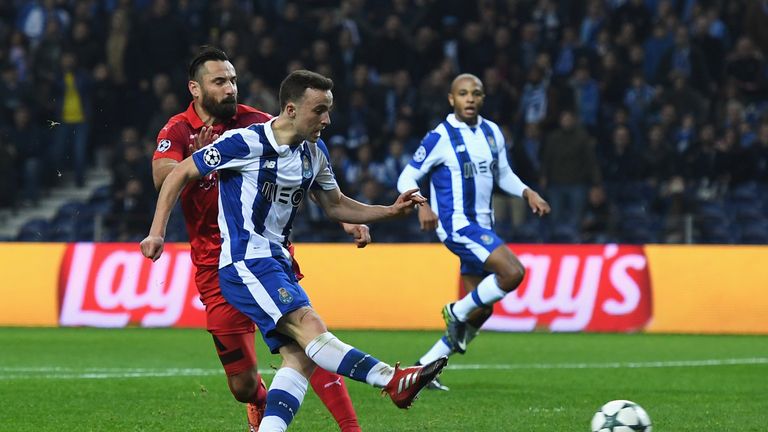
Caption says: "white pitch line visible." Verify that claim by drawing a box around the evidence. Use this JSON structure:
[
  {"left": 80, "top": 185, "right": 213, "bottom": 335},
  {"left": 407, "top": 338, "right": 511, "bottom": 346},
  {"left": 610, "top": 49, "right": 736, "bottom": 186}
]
[{"left": 0, "top": 358, "right": 766, "bottom": 380}]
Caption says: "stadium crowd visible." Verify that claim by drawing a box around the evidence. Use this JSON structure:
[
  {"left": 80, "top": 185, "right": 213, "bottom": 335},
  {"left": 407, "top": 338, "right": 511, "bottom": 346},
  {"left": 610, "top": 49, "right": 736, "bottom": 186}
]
[{"left": 1, "top": 0, "right": 767, "bottom": 243}]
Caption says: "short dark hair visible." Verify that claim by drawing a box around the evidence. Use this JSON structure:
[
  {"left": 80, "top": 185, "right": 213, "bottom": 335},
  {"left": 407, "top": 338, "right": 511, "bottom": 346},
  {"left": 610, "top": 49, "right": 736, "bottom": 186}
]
[
  {"left": 278, "top": 70, "right": 334, "bottom": 110},
  {"left": 188, "top": 46, "right": 229, "bottom": 81}
]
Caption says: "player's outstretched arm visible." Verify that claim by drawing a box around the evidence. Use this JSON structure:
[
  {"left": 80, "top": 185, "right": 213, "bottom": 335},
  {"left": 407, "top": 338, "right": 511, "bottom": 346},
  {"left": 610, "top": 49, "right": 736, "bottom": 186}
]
[
  {"left": 313, "top": 187, "right": 426, "bottom": 224},
  {"left": 141, "top": 157, "right": 203, "bottom": 261}
]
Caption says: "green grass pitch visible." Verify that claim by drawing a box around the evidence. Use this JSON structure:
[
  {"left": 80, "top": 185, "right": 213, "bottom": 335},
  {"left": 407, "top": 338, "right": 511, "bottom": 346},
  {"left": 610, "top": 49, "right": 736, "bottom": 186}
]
[{"left": 1, "top": 328, "right": 766, "bottom": 431}]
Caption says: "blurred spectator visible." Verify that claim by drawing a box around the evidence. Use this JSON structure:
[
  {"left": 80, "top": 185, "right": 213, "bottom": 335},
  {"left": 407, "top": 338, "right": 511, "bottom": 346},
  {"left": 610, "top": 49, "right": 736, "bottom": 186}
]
[
  {"left": 541, "top": 110, "right": 602, "bottom": 227},
  {"left": 68, "top": 20, "right": 101, "bottom": 71},
  {"left": 51, "top": 51, "right": 91, "bottom": 187},
  {"left": 0, "top": 133, "right": 17, "bottom": 208},
  {"left": 384, "top": 70, "right": 418, "bottom": 131},
  {"left": 0, "top": 65, "right": 34, "bottom": 127},
  {"left": 725, "top": 37, "right": 766, "bottom": 102},
  {"left": 517, "top": 65, "right": 551, "bottom": 127},
  {"left": 570, "top": 64, "right": 600, "bottom": 131},
  {"left": 602, "top": 125, "right": 641, "bottom": 185},
  {"left": 481, "top": 67, "right": 516, "bottom": 125},
  {"left": 657, "top": 25, "right": 712, "bottom": 93},
  {"left": 640, "top": 124, "right": 675, "bottom": 188},
  {"left": 610, "top": 0, "right": 652, "bottom": 41},
  {"left": 580, "top": 0, "right": 605, "bottom": 49},
  {"left": 6, "top": 106, "right": 43, "bottom": 205},
  {"left": 379, "top": 139, "right": 412, "bottom": 189},
  {"left": 243, "top": 78, "right": 279, "bottom": 115},
  {"left": 745, "top": 0, "right": 768, "bottom": 53},
  {"left": 371, "top": 15, "right": 410, "bottom": 77}
]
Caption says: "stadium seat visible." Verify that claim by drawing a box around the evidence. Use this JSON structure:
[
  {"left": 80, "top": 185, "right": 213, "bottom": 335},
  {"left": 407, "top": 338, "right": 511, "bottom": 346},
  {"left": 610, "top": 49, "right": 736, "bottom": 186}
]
[
  {"left": 16, "top": 218, "right": 52, "bottom": 242},
  {"left": 738, "top": 224, "right": 768, "bottom": 244},
  {"left": 89, "top": 185, "right": 112, "bottom": 204},
  {"left": 548, "top": 224, "right": 581, "bottom": 243},
  {"left": 511, "top": 221, "right": 543, "bottom": 243},
  {"left": 700, "top": 225, "right": 735, "bottom": 244}
]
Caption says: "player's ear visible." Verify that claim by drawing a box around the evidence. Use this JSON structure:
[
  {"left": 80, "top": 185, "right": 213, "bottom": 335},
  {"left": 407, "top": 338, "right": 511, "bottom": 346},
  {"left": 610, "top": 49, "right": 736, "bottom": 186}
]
[
  {"left": 189, "top": 80, "right": 200, "bottom": 98},
  {"left": 448, "top": 93, "right": 455, "bottom": 108},
  {"left": 286, "top": 102, "right": 297, "bottom": 119}
]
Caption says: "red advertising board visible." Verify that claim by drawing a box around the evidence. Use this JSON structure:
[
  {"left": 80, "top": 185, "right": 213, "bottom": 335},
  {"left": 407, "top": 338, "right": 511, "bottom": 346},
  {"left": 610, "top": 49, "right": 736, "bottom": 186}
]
[
  {"left": 481, "top": 244, "right": 652, "bottom": 332},
  {"left": 58, "top": 243, "right": 206, "bottom": 327},
  {"left": 56, "top": 243, "right": 651, "bottom": 332}
]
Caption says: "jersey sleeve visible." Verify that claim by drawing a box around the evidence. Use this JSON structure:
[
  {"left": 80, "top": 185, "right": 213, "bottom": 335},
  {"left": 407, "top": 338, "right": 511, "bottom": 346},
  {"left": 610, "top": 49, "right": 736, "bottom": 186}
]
[
  {"left": 495, "top": 130, "right": 529, "bottom": 198},
  {"left": 191, "top": 127, "right": 261, "bottom": 176},
  {"left": 409, "top": 131, "right": 444, "bottom": 173},
  {"left": 154, "top": 121, "right": 188, "bottom": 162},
  {"left": 311, "top": 139, "right": 338, "bottom": 191}
]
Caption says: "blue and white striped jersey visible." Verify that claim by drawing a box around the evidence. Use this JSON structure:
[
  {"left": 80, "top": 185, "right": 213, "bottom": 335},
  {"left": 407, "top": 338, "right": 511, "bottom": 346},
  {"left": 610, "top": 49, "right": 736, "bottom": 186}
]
[
  {"left": 192, "top": 118, "right": 337, "bottom": 268},
  {"left": 397, "top": 114, "right": 528, "bottom": 240}
]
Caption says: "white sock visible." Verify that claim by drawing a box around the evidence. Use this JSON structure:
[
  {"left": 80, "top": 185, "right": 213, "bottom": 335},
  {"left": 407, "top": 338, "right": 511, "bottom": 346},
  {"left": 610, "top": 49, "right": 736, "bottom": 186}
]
[
  {"left": 452, "top": 274, "right": 506, "bottom": 320},
  {"left": 305, "top": 332, "right": 394, "bottom": 388},
  {"left": 419, "top": 336, "right": 454, "bottom": 365},
  {"left": 259, "top": 367, "right": 308, "bottom": 432}
]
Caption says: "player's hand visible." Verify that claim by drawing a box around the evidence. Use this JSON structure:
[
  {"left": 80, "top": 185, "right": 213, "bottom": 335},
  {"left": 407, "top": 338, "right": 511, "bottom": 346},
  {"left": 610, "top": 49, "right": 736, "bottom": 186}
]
[
  {"left": 189, "top": 126, "right": 219, "bottom": 153},
  {"left": 140, "top": 235, "right": 165, "bottom": 261},
  {"left": 390, "top": 188, "right": 427, "bottom": 216},
  {"left": 524, "top": 189, "right": 551, "bottom": 217},
  {"left": 342, "top": 223, "right": 371, "bottom": 248},
  {"left": 418, "top": 204, "right": 438, "bottom": 231}
]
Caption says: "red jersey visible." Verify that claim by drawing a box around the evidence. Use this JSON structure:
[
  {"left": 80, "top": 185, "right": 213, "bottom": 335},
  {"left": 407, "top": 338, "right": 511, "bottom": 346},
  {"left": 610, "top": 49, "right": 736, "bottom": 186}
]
[{"left": 154, "top": 102, "right": 272, "bottom": 267}]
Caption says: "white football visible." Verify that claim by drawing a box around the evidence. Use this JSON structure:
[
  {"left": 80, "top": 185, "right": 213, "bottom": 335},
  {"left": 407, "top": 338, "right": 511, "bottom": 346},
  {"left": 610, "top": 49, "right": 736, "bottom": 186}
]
[{"left": 591, "top": 400, "right": 652, "bottom": 432}]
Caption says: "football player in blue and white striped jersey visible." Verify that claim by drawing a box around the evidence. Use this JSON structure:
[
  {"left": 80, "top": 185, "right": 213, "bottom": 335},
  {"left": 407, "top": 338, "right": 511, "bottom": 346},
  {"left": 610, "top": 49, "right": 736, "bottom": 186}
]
[
  {"left": 142, "top": 70, "right": 447, "bottom": 430},
  {"left": 398, "top": 74, "right": 550, "bottom": 389}
]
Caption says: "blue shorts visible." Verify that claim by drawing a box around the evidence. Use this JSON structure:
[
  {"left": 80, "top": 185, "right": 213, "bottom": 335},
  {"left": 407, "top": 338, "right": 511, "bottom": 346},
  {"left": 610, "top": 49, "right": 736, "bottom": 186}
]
[
  {"left": 219, "top": 255, "right": 311, "bottom": 354},
  {"left": 443, "top": 224, "right": 505, "bottom": 276}
]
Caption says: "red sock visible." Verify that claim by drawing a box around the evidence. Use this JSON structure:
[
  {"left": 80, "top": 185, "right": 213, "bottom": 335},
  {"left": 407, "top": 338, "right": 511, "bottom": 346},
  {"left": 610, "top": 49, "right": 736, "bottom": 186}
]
[
  {"left": 252, "top": 372, "right": 267, "bottom": 406},
  {"left": 310, "top": 368, "right": 361, "bottom": 432}
]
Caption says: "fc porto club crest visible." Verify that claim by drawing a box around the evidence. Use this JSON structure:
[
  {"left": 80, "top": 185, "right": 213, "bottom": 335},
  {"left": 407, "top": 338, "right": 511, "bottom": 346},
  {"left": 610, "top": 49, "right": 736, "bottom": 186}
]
[
  {"left": 278, "top": 287, "right": 294, "bottom": 304},
  {"left": 480, "top": 234, "right": 494, "bottom": 245},
  {"left": 486, "top": 135, "right": 497, "bottom": 153},
  {"left": 301, "top": 154, "right": 312, "bottom": 179}
]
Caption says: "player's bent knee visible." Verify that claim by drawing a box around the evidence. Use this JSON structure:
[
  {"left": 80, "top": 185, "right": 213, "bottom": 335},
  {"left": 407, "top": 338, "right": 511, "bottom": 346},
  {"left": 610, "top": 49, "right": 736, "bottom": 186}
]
[{"left": 497, "top": 263, "right": 525, "bottom": 292}]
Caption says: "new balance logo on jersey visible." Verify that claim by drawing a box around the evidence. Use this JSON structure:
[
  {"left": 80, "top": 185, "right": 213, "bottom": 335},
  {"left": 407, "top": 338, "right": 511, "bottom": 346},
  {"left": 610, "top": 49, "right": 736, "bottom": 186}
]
[
  {"left": 261, "top": 181, "right": 305, "bottom": 207},
  {"left": 263, "top": 160, "right": 276, "bottom": 169}
]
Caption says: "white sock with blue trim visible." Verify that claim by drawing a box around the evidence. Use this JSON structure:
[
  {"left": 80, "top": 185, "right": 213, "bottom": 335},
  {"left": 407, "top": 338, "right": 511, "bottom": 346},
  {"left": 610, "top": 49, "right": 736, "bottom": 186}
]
[
  {"left": 259, "top": 367, "right": 308, "bottom": 432},
  {"left": 305, "top": 332, "right": 394, "bottom": 387},
  {"left": 451, "top": 274, "right": 507, "bottom": 320},
  {"left": 419, "top": 335, "right": 454, "bottom": 365}
]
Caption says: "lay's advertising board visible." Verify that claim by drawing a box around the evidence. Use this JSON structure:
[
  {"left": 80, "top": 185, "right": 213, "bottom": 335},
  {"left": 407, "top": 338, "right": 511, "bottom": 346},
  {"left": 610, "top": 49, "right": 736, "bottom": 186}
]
[{"left": 0, "top": 243, "right": 766, "bottom": 334}]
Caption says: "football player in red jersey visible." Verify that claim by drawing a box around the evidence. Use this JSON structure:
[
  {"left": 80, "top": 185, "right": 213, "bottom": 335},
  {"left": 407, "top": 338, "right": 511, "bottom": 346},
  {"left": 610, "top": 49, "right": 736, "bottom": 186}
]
[{"left": 152, "top": 47, "right": 364, "bottom": 432}]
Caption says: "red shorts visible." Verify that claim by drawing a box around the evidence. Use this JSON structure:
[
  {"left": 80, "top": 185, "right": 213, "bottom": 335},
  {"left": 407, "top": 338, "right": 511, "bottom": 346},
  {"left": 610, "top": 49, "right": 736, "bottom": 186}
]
[{"left": 195, "top": 247, "right": 304, "bottom": 376}]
